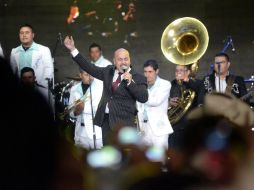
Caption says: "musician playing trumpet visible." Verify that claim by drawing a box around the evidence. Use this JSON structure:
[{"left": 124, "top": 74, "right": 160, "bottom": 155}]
[{"left": 69, "top": 68, "right": 103, "bottom": 149}]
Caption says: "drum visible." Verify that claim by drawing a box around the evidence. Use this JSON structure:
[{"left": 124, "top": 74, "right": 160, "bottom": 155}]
[
  {"left": 244, "top": 76, "right": 254, "bottom": 110},
  {"left": 244, "top": 75, "right": 254, "bottom": 84}
]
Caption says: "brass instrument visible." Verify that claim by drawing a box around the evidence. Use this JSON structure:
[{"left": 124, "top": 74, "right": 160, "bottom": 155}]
[
  {"left": 161, "top": 17, "right": 209, "bottom": 124},
  {"left": 168, "top": 89, "right": 196, "bottom": 124},
  {"left": 58, "top": 94, "right": 90, "bottom": 120}
]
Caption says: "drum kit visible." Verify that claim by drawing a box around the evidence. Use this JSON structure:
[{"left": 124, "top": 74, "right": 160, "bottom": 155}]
[
  {"left": 244, "top": 76, "right": 254, "bottom": 93},
  {"left": 244, "top": 76, "right": 254, "bottom": 84},
  {"left": 244, "top": 76, "right": 254, "bottom": 110}
]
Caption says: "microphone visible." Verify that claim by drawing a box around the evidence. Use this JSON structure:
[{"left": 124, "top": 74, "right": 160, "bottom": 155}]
[
  {"left": 121, "top": 65, "right": 128, "bottom": 73},
  {"left": 229, "top": 36, "right": 235, "bottom": 52},
  {"left": 121, "top": 65, "right": 129, "bottom": 83},
  {"left": 58, "top": 32, "right": 63, "bottom": 45}
]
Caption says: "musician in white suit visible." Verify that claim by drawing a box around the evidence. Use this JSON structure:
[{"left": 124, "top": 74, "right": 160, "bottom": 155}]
[
  {"left": 69, "top": 69, "right": 103, "bottom": 149},
  {"left": 10, "top": 24, "right": 54, "bottom": 89},
  {"left": 137, "top": 60, "right": 173, "bottom": 150},
  {"left": 10, "top": 24, "right": 54, "bottom": 113}
]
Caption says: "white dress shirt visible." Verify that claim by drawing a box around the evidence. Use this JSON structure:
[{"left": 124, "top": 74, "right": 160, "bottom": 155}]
[{"left": 215, "top": 74, "right": 227, "bottom": 93}]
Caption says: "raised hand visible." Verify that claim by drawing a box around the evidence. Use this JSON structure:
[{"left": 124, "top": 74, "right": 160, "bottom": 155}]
[{"left": 64, "top": 36, "right": 76, "bottom": 52}]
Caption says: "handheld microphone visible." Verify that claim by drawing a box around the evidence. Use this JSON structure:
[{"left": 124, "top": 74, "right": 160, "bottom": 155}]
[
  {"left": 121, "top": 65, "right": 129, "bottom": 83},
  {"left": 122, "top": 65, "right": 128, "bottom": 73},
  {"left": 58, "top": 32, "right": 63, "bottom": 45}
]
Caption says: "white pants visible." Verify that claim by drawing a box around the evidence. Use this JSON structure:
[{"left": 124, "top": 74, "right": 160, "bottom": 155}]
[
  {"left": 140, "top": 121, "right": 169, "bottom": 150},
  {"left": 75, "top": 137, "right": 103, "bottom": 150},
  {"left": 74, "top": 128, "right": 103, "bottom": 150}
]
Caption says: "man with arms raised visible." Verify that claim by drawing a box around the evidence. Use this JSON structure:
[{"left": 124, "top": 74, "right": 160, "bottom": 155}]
[{"left": 64, "top": 36, "right": 148, "bottom": 144}]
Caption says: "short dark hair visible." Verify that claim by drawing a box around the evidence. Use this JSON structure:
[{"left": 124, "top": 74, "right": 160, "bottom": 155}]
[
  {"left": 89, "top": 43, "right": 102, "bottom": 52},
  {"left": 184, "top": 64, "right": 192, "bottom": 71},
  {"left": 21, "top": 67, "right": 35, "bottom": 77},
  {"left": 215, "top": 52, "right": 230, "bottom": 62},
  {"left": 177, "top": 64, "right": 192, "bottom": 71},
  {"left": 19, "top": 24, "right": 34, "bottom": 33},
  {"left": 144, "top": 59, "right": 159, "bottom": 71}
]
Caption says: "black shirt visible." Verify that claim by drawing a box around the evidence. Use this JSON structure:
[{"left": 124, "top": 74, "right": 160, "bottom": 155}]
[{"left": 81, "top": 83, "right": 90, "bottom": 95}]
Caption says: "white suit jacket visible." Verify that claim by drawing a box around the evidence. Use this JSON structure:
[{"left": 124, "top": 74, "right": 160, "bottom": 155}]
[
  {"left": 137, "top": 77, "right": 173, "bottom": 136},
  {"left": 91, "top": 55, "right": 112, "bottom": 98},
  {"left": 10, "top": 42, "right": 54, "bottom": 88},
  {"left": 0, "top": 43, "right": 4, "bottom": 58},
  {"left": 69, "top": 55, "right": 111, "bottom": 141},
  {"left": 92, "top": 55, "right": 112, "bottom": 68},
  {"left": 69, "top": 80, "right": 102, "bottom": 140}
]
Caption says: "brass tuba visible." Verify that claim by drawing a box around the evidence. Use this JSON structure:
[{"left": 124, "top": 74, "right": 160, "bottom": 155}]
[{"left": 161, "top": 17, "right": 209, "bottom": 124}]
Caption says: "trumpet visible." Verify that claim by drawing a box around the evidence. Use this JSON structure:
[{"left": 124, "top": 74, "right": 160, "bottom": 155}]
[{"left": 58, "top": 94, "right": 90, "bottom": 120}]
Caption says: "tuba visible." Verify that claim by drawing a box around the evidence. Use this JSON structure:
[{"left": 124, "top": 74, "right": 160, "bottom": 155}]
[{"left": 161, "top": 17, "right": 209, "bottom": 124}]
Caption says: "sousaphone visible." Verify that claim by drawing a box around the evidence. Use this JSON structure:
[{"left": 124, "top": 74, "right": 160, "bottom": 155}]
[{"left": 161, "top": 17, "right": 209, "bottom": 124}]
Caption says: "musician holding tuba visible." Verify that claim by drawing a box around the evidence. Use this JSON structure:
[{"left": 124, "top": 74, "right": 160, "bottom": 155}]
[
  {"left": 168, "top": 64, "right": 201, "bottom": 150},
  {"left": 160, "top": 17, "right": 209, "bottom": 149}
]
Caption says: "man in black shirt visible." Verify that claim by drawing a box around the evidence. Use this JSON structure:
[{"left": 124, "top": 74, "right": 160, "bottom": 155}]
[{"left": 168, "top": 64, "right": 201, "bottom": 150}]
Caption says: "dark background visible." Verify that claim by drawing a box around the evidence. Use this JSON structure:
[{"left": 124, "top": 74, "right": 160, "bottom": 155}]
[{"left": 1, "top": 0, "right": 254, "bottom": 84}]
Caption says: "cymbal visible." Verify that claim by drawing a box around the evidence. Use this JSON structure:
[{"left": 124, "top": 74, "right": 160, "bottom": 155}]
[
  {"left": 65, "top": 76, "right": 81, "bottom": 81},
  {"left": 244, "top": 79, "right": 254, "bottom": 83}
]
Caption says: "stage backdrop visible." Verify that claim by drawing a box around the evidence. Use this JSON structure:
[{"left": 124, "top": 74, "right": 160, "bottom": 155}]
[{"left": 1, "top": 0, "right": 254, "bottom": 85}]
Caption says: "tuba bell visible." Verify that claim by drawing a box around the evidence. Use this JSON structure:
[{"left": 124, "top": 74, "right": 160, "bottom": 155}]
[{"left": 161, "top": 17, "right": 209, "bottom": 124}]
